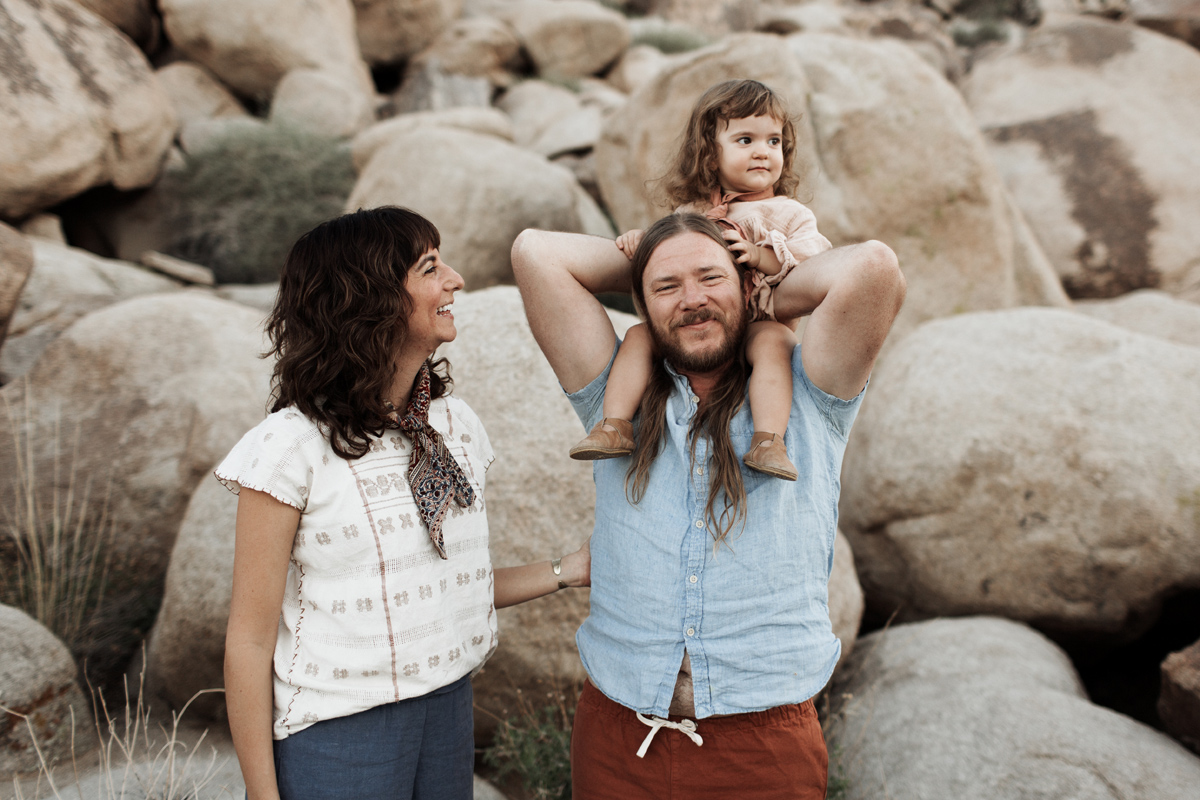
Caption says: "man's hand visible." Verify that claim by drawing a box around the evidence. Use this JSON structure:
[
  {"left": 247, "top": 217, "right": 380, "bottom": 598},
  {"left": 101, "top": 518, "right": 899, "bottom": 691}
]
[
  {"left": 722, "top": 227, "right": 761, "bottom": 270},
  {"left": 615, "top": 229, "right": 644, "bottom": 260}
]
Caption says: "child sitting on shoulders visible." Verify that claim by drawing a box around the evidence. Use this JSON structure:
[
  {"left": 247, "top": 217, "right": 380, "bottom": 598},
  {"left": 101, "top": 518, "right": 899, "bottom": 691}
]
[{"left": 569, "top": 79, "right": 832, "bottom": 481}]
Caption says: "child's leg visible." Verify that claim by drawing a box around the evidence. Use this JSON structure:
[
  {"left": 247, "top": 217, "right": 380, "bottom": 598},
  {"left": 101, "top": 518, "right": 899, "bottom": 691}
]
[
  {"left": 602, "top": 323, "right": 652, "bottom": 421},
  {"left": 745, "top": 320, "right": 797, "bottom": 435},
  {"left": 569, "top": 324, "right": 652, "bottom": 460},
  {"left": 743, "top": 320, "right": 799, "bottom": 480}
]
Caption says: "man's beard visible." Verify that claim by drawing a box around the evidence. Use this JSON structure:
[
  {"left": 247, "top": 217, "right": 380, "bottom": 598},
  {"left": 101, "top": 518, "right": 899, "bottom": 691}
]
[{"left": 647, "top": 305, "right": 747, "bottom": 374}]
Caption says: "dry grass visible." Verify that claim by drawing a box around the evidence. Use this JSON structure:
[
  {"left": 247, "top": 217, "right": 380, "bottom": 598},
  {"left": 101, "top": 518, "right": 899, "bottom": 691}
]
[
  {"left": 4, "top": 666, "right": 232, "bottom": 800},
  {"left": 1, "top": 384, "right": 112, "bottom": 656}
]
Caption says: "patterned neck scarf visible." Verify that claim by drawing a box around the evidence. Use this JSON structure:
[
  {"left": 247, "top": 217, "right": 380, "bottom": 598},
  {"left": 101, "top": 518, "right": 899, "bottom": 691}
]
[
  {"left": 385, "top": 361, "right": 475, "bottom": 559},
  {"left": 704, "top": 187, "right": 775, "bottom": 226}
]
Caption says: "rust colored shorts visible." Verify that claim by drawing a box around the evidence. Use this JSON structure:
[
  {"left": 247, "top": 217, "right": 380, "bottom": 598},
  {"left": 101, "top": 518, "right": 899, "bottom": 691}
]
[{"left": 570, "top": 681, "right": 828, "bottom": 800}]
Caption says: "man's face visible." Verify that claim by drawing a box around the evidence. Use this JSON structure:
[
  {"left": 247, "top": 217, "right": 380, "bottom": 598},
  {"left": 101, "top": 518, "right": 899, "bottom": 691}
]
[{"left": 641, "top": 231, "right": 747, "bottom": 374}]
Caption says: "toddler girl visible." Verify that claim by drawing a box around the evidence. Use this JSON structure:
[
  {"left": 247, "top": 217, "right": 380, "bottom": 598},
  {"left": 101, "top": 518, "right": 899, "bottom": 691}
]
[{"left": 569, "top": 79, "right": 831, "bottom": 480}]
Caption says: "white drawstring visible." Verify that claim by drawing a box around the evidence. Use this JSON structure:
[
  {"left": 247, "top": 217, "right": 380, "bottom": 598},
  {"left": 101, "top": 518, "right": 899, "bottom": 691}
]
[{"left": 635, "top": 712, "right": 704, "bottom": 758}]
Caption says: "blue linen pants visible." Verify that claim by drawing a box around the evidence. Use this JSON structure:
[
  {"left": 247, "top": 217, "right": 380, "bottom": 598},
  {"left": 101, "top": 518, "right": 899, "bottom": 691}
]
[{"left": 271, "top": 674, "right": 475, "bottom": 800}]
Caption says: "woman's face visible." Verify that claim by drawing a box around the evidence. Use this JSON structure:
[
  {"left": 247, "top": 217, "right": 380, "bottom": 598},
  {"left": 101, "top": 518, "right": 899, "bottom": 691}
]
[{"left": 402, "top": 247, "right": 465, "bottom": 359}]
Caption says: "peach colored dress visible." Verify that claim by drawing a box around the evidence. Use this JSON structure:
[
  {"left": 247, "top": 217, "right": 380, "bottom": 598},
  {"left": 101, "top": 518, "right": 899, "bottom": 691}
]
[{"left": 683, "top": 191, "right": 832, "bottom": 322}]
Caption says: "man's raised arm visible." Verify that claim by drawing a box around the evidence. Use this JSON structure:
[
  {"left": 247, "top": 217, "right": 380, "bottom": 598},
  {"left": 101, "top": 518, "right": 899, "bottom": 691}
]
[
  {"left": 511, "top": 230, "right": 633, "bottom": 393},
  {"left": 772, "top": 240, "right": 906, "bottom": 401}
]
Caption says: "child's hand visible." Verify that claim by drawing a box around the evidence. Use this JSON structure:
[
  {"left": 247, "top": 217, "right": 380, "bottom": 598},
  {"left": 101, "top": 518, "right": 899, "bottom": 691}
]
[
  {"left": 616, "top": 229, "right": 643, "bottom": 260},
  {"left": 723, "top": 228, "right": 761, "bottom": 270}
]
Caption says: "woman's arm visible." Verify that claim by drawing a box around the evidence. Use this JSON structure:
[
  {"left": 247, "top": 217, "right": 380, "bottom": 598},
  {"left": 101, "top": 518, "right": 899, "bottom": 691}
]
[
  {"left": 493, "top": 537, "right": 590, "bottom": 608},
  {"left": 225, "top": 488, "right": 301, "bottom": 800}
]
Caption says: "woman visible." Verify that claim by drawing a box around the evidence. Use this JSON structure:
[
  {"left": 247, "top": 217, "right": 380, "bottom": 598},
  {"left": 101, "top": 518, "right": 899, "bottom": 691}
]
[{"left": 217, "top": 206, "right": 589, "bottom": 800}]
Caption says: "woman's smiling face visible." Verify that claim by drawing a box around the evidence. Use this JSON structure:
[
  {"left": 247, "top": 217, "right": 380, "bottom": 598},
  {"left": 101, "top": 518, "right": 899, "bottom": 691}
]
[{"left": 402, "top": 247, "right": 464, "bottom": 359}]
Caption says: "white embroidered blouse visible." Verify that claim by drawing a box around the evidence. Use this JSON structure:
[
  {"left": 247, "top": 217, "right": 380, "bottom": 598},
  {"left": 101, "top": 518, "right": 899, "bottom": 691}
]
[{"left": 215, "top": 397, "right": 497, "bottom": 740}]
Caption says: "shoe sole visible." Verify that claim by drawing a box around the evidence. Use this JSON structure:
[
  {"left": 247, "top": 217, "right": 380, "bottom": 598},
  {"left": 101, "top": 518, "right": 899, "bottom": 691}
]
[
  {"left": 744, "top": 460, "right": 798, "bottom": 481},
  {"left": 569, "top": 447, "right": 631, "bottom": 461}
]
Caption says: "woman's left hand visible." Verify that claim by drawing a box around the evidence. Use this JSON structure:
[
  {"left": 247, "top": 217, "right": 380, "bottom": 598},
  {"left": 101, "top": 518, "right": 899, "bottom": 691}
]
[{"left": 561, "top": 536, "right": 591, "bottom": 588}]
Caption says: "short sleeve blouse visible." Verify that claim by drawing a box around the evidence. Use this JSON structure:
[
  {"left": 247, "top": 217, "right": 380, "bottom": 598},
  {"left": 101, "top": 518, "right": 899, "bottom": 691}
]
[{"left": 215, "top": 397, "right": 496, "bottom": 739}]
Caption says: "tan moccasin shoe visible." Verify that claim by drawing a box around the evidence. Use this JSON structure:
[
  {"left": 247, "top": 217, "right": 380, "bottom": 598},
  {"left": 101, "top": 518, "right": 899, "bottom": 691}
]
[
  {"left": 743, "top": 432, "right": 798, "bottom": 481},
  {"left": 569, "top": 418, "right": 635, "bottom": 460}
]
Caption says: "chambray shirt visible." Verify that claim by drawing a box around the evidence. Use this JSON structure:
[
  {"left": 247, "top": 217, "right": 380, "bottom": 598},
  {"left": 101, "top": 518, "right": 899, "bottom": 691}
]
[{"left": 567, "top": 342, "right": 864, "bottom": 719}]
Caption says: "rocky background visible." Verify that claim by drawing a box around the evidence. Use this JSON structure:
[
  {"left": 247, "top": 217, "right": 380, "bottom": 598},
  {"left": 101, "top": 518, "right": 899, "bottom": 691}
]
[{"left": 1, "top": 0, "right": 1199, "bottom": 797}]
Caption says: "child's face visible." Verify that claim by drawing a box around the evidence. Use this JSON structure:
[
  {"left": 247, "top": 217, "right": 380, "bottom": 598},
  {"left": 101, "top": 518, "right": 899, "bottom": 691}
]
[{"left": 715, "top": 115, "right": 784, "bottom": 195}]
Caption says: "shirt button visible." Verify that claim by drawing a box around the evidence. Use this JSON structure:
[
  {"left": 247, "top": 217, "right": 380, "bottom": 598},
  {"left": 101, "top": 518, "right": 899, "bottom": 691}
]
[
  {"left": 686, "top": 627, "right": 695, "bottom": 636},
  {"left": 689, "top": 575, "right": 698, "bottom": 583},
  {"left": 695, "top": 467, "right": 703, "bottom": 476},
  {"left": 695, "top": 520, "right": 704, "bottom": 528},
  {"left": 690, "top": 395, "right": 699, "bottom": 404}
]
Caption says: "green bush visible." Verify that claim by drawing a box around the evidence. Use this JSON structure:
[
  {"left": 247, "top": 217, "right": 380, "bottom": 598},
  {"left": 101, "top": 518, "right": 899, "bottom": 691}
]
[
  {"left": 631, "top": 26, "right": 712, "bottom": 55},
  {"left": 483, "top": 698, "right": 574, "bottom": 800},
  {"left": 164, "top": 125, "right": 357, "bottom": 285},
  {"left": 952, "top": 19, "right": 1009, "bottom": 47}
]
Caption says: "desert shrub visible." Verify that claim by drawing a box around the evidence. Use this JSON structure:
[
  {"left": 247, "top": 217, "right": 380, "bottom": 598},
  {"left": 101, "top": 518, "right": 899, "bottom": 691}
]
[
  {"left": 164, "top": 125, "right": 356, "bottom": 285},
  {"left": 957, "top": 0, "right": 1040, "bottom": 24},
  {"left": 483, "top": 691, "right": 575, "bottom": 800},
  {"left": 631, "top": 25, "right": 711, "bottom": 54},
  {"left": 952, "top": 18, "right": 1009, "bottom": 47}
]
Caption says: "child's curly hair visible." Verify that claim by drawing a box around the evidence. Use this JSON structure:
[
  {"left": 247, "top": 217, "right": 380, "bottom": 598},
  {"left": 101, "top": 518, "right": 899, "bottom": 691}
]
[{"left": 662, "top": 79, "right": 800, "bottom": 209}]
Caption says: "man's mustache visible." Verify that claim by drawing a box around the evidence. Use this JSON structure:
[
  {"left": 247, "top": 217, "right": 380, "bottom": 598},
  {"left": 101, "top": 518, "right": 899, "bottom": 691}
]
[{"left": 672, "top": 309, "right": 719, "bottom": 329}]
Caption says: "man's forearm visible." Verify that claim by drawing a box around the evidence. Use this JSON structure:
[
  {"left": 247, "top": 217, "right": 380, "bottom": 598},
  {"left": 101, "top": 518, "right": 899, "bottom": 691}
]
[
  {"left": 512, "top": 229, "right": 632, "bottom": 295},
  {"left": 510, "top": 229, "right": 626, "bottom": 394}
]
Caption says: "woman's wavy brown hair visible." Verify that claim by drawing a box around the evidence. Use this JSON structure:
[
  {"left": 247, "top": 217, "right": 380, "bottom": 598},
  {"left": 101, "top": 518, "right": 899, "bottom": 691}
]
[
  {"left": 626, "top": 213, "right": 751, "bottom": 549},
  {"left": 265, "top": 206, "right": 453, "bottom": 460},
  {"left": 662, "top": 79, "right": 800, "bottom": 210}
]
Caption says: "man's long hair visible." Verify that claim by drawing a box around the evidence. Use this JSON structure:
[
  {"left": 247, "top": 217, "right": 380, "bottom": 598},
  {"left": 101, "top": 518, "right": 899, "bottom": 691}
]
[
  {"left": 265, "top": 206, "right": 452, "bottom": 460},
  {"left": 627, "top": 213, "right": 750, "bottom": 548}
]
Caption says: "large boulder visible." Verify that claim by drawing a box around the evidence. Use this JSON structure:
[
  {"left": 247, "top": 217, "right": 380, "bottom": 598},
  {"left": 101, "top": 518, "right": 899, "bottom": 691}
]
[
  {"left": 830, "top": 531, "right": 864, "bottom": 670},
  {"left": 0, "top": 604, "right": 96, "bottom": 772},
  {"left": 405, "top": 16, "right": 522, "bottom": 88},
  {"left": 74, "top": 0, "right": 158, "bottom": 50},
  {"left": 351, "top": 108, "right": 515, "bottom": 171},
  {"left": 346, "top": 127, "right": 613, "bottom": 289},
  {"left": 826, "top": 617, "right": 1200, "bottom": 799},
  {"left": 158, "top": 0, "right": 373, "bottom": 101},
  {"left": 963, "top": 15, "right": 1200, "bottom": 299},
  {"left": 1161, "top": 639, "right": 1200, "bottom": 752},
  {"left": 595, "top": 33, "right": 1056, "bottom": 346},
  {"left": 0, "top": 223, "right": 34, "bottom": 353},
  {"left": 154, "top": 62, "right": 245, "bottom": 127},
  {"left": 1074, "top": 290, "right": 1200, "bottom": 348},
  {"left": 352, "top": 0, "right": 464, "bottom": 64},
  {"left": 1130, "top": 0, "right": 1200, "bottom": 50},
  {"left": 0, "top": 294, "right": 272, "bottom": 679},
  {"left": 145, "top": 474, "right": 237, "bottom": 719},
  {"left": 0, "top": 0, "right": 177, "bottom": 220},
  {"left": 497, "top": 79, "right": 583, "bottom": 149},
  {"left": 269, "top": 68, "right": 376, "bottom": 139},
  {"left": 0, "top": 239, "right": 180, "bottom": 383},
  {"left": 839, "top": 308, "right": 1200, "bottom": 640},
  {"left": 494, "top": 0, "right": 631, "bottom": 79}
]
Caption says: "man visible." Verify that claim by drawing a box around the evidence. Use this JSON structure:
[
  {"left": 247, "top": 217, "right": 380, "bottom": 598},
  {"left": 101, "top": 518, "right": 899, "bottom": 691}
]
[{"left": 511, "top": 213, "right": 905, "bottom": 799}]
